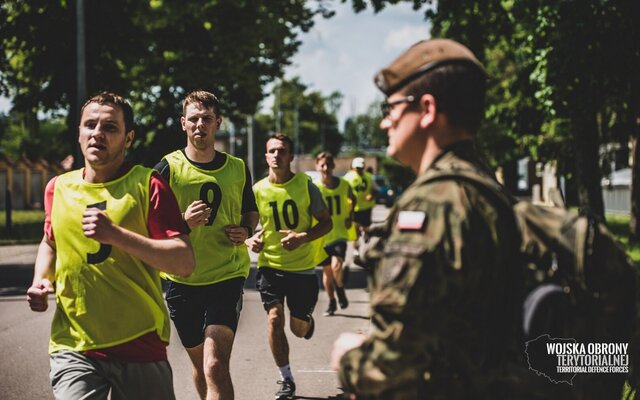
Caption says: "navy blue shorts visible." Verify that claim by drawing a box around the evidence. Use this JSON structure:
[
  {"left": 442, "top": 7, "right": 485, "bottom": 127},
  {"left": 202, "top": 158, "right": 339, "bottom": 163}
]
[
  {"left": 165, "top": 277, "right": 245, "bottom": 348},
  {"left": 320, "top": 240, "right": 348, "bottom": 266},
  {"left": 354, "top": 209, "right": 372, "bottom": 228},
  {"left": 255, "top": 267, "right": 318, "bottom": 321}
]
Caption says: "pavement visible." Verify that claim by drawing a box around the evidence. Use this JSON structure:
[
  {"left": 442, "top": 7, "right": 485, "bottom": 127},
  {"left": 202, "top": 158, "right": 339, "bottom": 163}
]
[{"left": 0, "top": 205, "right": 391, "bottom": 399}]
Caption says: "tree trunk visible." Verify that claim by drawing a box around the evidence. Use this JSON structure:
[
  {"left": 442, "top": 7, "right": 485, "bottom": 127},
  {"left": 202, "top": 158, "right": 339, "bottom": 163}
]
[
  {"left": 574, "top": 114, "right": 605, "bottom": 218},
  {"left": 631, "top": 130, "right": 640, "bottom": 242}
]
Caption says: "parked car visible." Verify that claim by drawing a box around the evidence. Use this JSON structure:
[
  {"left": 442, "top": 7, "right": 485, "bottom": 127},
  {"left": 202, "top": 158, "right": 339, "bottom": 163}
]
[{"left": 374, "top": 175, "right": 396, "bottom": 206}]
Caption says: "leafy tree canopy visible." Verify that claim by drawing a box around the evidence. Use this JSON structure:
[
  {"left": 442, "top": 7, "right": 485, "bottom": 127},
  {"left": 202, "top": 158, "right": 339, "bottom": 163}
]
[{"left": 0, "top": 0, "right": 335, "bottom": 165}]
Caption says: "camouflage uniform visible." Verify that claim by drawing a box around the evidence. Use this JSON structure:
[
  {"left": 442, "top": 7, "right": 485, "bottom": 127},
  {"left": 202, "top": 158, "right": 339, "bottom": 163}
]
[{"left": 339, "top": 141, "right": 532, "bottom": 399}]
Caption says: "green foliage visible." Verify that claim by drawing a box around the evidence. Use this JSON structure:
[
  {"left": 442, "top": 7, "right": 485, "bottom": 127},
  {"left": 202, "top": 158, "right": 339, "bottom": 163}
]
[
  {"left": 343, "top": 101, "right": 387, "bottom": 150},
  {"left": 252, "top": 77, "right": 343, "bottom": 177},
  {"left": 420, "top": 0, "right": 638, "bottom": 216},
  {"left": 0, "top": 210, "right": 45, "bottom": 244},
  {"left": 0, "top": 110, "right": 67, "bottom": 161},
  {"left": 606, "top": 214, "right": 640, "bottom": 264},
  {"left": 0, "top": 0, "right": 335, "bottom": 165}
]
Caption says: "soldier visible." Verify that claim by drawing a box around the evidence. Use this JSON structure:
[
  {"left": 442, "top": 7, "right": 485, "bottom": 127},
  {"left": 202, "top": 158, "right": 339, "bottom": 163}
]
[
  {"left": 247, "top": 133, "right": 332, "bottom": 400},
  {"left": 331, "top": 39, "right": 524, "bottom": 399}
]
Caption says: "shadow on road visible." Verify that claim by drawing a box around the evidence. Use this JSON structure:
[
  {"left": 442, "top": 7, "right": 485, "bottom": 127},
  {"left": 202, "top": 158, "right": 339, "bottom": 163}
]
[
  {"left": 0, "top": 286, "right": 29, "bottom": 301},
  {"left": 329, "top": 313, "right": 369, "bottom": 320}
]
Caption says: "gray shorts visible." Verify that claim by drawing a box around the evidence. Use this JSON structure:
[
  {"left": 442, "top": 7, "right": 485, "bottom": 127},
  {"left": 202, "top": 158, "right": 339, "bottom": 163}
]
[{"left": 50, "top": 351, "right": 175, "bottom": 400}]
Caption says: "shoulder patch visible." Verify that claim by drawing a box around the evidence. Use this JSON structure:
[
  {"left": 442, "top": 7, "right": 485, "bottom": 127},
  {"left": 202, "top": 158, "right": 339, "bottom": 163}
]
[{"left": 396, "top": 210, "right": 427, "bottom": 231}]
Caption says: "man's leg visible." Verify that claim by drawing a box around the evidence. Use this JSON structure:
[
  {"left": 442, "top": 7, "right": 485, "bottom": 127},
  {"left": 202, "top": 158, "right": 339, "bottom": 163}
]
[
  {"left": 322, "top": 264, "right": 337, "bottom": 316},
  {"left": 332, "top": 256, "right": 349, "bottom": 309},
  {"left": 184, "top": 344, "right": 207, "bottom": 399},
  {"left": 109, "top": 359, "right": 175, "bottom": 400},
  {"left": 202, "top": 325, "right": 235, "bottom": 400},
  {"left": 50, "top": 351, "right": 110, "bottom": 400},
  {"left": 165, "top": 281, "right": 207, "bottom": 398},
  {"left": 267, "top": 303, "right": 290, "bottom": 367},
  {"left": 287, "top": 272, "right": 319, "bottom": 338},
  {"left": 331, "top": 256, "right": 345, "bottom": 287},
  {"left": 197, "top": 276, "right": 244, "bottom": 400},
  {"left": 290, "top": 315, "right": 313, "bottom": 338},
  {"left": 256, "top": 268, "right": 296, "bottom": 399}
]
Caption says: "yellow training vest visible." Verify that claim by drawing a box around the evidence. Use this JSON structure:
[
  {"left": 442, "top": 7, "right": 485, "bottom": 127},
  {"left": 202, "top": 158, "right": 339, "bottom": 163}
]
[
  {"left": 344, "top": 170, "right": 375, "bottom": 211},
  {"left": 161, "top": 151, "right": 250, "bottom": 285},
  {"left": 49, "top": 166, "right": 169, "bottom": 354},
  {"left": 254, "top": 173, "right": 324, "bottom": 271},
  {"left": 313, "top": 177, "right": 352, "bottom": 244}
]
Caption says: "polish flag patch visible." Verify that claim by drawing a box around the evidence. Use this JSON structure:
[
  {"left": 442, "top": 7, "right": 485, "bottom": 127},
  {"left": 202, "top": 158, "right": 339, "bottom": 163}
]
[{"left": 396, "top": 211, "right": 427, "bottom": 231}]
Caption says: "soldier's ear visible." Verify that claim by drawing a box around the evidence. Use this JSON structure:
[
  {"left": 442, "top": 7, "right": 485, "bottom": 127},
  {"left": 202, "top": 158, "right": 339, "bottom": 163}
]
[{"left": 419, "top": 93, "right": 437, "bottom": 129}]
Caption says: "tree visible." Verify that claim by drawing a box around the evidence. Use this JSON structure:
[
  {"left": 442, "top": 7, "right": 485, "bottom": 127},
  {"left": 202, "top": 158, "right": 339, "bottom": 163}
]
[
  {"left": 0, "top": 0, "right": 335, "bottom": 165},
  {"left": 353, "top": 0, "right": 638, "bottom": 222},
  {"left": 343, "top": 102, "right": 387, "bottom": 151},
  {"left": 252, "top": 77, "right": 343, "bottom": 177}
]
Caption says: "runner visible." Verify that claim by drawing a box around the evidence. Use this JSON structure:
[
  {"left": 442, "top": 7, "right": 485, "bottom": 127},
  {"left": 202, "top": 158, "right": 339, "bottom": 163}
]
[
  {"left": 247, "top": 133, "right": 332, "bottom": 400},
  {"left": 313, "top": 151, "right": 356, "bottom": 316},
  {"left": 155, "top": 90, "right": 258, "bottom": 400},
  {"left": 27, "top": 92, "right": 194, "bottom": 400}
]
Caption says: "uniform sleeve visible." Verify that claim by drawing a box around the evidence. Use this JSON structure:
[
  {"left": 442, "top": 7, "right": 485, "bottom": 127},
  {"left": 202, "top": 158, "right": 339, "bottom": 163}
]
[
  {"left": 338, "top": 181, "right": 505, "bottom": 396},
  {"left": 307, "top": 180, "right": 327, "bottom": 215},
  {"left": 153, "top": 158, "right": 171, "bottom": 182},
  {"left": 43, "top": 176, "right": 57, "bottom": 242},
  {"left": 147, "top": 172, "right": 190, "bottom": 239},
  {"left": 241, "top": 164, "right": 258, "bottom": 214}
]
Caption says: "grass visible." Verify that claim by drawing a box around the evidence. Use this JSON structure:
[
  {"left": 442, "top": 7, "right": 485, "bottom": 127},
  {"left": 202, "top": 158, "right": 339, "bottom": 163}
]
[
  {"left": 1, "top": 209, "right": 639, "bottom": 256},
  {"left": 605, "top": 214, "right": 640, "bottom": 264},
  {"left": 0, "top": 209, "right": 45, "bottom": 244}
]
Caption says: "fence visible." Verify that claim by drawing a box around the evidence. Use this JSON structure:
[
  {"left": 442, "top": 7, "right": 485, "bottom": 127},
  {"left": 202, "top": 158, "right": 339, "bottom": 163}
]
[
  {"left": 603, "top": 186, "right": 631, "bottom": 215},
  {"left": 0, "top": 154, "right": 66, "bottom": 210}
]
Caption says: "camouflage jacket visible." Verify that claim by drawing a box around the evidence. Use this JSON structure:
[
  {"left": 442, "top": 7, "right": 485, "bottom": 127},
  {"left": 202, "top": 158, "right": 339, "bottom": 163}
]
[{"left": 339, "top": 141, "right": 531, "bottom": 399}]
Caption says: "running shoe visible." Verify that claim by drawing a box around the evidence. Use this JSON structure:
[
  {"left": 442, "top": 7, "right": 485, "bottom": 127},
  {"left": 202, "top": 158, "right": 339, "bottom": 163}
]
[
  {"left": 324, "top": 299, "right": 337, "bottom": 316},
  {"left": 275, "top": 378, "right": 296, "bottom": 400}
]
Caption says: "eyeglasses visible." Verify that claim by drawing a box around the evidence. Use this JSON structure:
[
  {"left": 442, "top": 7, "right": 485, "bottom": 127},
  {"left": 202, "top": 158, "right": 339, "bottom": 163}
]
[{"left": 380, "top": 95, "right": 416, "bottom": 117}]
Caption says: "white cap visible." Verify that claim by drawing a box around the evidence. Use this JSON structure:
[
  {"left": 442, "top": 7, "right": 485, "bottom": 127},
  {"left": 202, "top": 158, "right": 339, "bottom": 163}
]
[{"left": 352, "top": 157, "right": 365, "bottom": 168}]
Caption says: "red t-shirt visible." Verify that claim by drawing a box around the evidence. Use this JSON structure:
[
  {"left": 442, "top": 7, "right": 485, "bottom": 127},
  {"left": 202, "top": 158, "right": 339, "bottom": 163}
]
[{"left": 44, "top": 167, "right": 189, "bottom": 362}]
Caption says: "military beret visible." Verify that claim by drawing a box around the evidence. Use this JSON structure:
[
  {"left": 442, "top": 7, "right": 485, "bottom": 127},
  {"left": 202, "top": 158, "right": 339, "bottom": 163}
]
[{"left": 374, "top": 38, "right": 486, "bottom": 96}]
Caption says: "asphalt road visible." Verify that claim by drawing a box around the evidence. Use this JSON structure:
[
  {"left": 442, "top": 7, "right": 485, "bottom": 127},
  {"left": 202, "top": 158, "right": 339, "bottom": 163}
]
[
  {"left": 0, "top": 288, "right": 371, "bottom": 400},
  {"left": 0, "top": 205, "right": 390, "bottom": 399}
]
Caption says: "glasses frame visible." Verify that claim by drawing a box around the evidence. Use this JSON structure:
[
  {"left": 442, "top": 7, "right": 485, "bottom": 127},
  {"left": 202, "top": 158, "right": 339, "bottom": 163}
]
[{"left": 380, "top": 95, "right": 417, "bottom": 117}]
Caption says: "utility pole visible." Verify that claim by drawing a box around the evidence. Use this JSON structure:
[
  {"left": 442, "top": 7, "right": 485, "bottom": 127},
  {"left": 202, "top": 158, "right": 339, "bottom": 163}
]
[
  {"left": 247, "top": 115, "right": 255, "bottom": 181},
  {"left": 293, "top": 101, "right": 300, "bottom": 173},
  {"left": 75, "top": 0, "right": 86, "bottom": 168},
  {"left": 275, "top": 80, "right": 281, "bottom": 133}
]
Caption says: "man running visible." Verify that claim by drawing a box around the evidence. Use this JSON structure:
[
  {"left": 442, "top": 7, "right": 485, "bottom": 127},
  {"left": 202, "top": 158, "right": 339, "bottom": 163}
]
[
  {"left": 247, "top": 133, "right": 332, "bottom": 400},
  {"left": 155, "top": 90, "right": 258, "bottom": 400},
  {"left": 27, "top": 92, "right": 194, "bottom": 400},
  {"left": 313, "top": 151, "right": 356, "bottom": 316}
]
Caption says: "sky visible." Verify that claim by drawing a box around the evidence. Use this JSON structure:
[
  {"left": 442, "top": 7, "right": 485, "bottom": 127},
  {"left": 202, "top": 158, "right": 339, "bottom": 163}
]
[
  {"left": 271, "top": 1, "right": 432, "bottom": 126},
  {"left": 0, "top": 1, "right": 432, "bottom": 126}
]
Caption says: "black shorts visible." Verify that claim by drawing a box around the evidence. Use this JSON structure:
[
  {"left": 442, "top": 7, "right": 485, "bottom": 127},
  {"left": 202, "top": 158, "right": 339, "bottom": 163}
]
[
  {"left": 255, "top": 267, "right": 318, "bottom": 321},
  {"left": 320, "top": 240, "right": 348, "bottom": 266},
  {"left": 354, "top": 209, "right": 372, "bottom": 228},
  {"left": 165, "top": 277, "right": 245, "bottom": 348}
]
